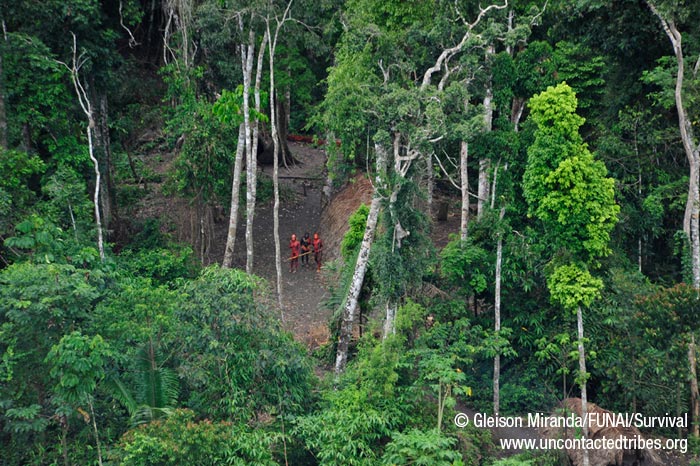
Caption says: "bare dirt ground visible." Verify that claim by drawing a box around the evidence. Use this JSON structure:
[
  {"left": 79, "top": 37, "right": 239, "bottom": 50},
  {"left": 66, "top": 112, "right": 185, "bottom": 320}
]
[
  {"left": 131, "top": 136, "right": 464, "bottom": 349},
  {"left": 131, "top": 140, "right": 339, "bottom": 348},
  {"left": 224, "top": 142, "right": 332, "bottom": 347}
]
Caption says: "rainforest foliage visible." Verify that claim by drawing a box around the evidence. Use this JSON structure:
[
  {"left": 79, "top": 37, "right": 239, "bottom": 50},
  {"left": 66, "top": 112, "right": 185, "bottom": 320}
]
[{"left": 1, "top": 0, "right": 700, "bottom": 464}]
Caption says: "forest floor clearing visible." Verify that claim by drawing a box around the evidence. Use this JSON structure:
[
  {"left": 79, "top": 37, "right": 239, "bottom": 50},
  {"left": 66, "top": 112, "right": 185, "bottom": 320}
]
[
  {"left": 226, "top": 142, "right": 332, "bottom": 348},
  {"left": 131, "top": 140, "right": 331, "bottom": 347},
  {"left": 133, "top": 137, "right": 462, "bottom": 350}
]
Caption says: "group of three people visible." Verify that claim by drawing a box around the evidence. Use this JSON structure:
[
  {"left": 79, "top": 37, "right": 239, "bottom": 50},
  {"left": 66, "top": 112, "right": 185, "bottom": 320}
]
[{"left": 289, "top": 232, "right": 323, "bottom": 273}]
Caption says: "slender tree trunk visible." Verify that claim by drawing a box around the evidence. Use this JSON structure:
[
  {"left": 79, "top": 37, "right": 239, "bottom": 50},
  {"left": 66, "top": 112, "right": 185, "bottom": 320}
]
[
  {"left": 335, "top": 192, "right": 381, "bottom": 374},
  {"left": 68, "top": 202, "right": 77, "bottom": 239},
  {"left": 690, "top": 164, "right": 700, "bottom": 289},
  {"left": 335, "top": 143, "right": 386, "bottom": 374},
  {"left": 577, "top": 305, "right": 589, "bottom": 466},
  {"left": 199, "top": 199, "right": 205, "bottom": 263},
  {"left": 383, "top": 191, "right": 400, "bottom": 339},
  {"left": 477, "top": 159, "right": 490, "bottom": 218},
  {"left": 241, "top": 29, "right": 255, "bottom": 274},
  {"left": 267, "top": 24, "right": 284, "bottom": 312},
  {"left": 460, "top": 141, "right": 469, "bottom": 241},
  {"left": 61, "top": 34, "right": 105, "bottom": 262},
  {"left": 690, "top": 335, "right": 700, "bottom": 437},
  {"left": 86, "top": 121, "right": 105, "bottom": 261},
  {"left": 61, "top": 416, "right": 69, "bottom": 466},
  {"left": 511, "top": 98, "right": 525, "bottom": 132},
  {"left": 242, "top": 31, "right": 268, "bottom": 273},
  {"left": 383, "top": 302, "right": 397, "bottom": 340},
  {"left": 88, "top": 398, "right": 103, "bottom": 466},
  {"left": 494, "top": 206, "right": 505, "bottom": 415},
  {"left": 222, "top": 124, "right": 246, "bottom": 268},
  {"left": 265, "top": 1, "right": 293, "bottom": 312},
  {"left": 647, "top": 2, "right": 700, "bottom": 288},
  {"left": 477, "top": 44, "right": 494, "bottom": 218}
]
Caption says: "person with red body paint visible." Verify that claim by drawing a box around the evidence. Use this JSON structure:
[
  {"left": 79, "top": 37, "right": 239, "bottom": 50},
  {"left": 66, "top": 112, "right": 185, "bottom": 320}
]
[
  {"left": 289, "top": 234, "right": 301, "bottom": 273},
  {"left": 312, "top": 232, "right": 323, "bottom": 272}
]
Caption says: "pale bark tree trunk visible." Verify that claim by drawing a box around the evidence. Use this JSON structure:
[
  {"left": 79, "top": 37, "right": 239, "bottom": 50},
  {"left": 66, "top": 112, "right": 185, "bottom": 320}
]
[
  {"left": 689, "top": 162, "right": 700, "bottom": 289},
  {"left": 62, "top": 35, "right": 105, "bottom": 262},
  {"left": 460, "top": 141, "right": 469, "bottom": 241},
  {"left": 243, "top": 30, "right": 268, "bottom": 274},
  {"left": 511, "top": 98, "right": 525, "bottom": 132},
  {"left": 335, "top": 193, "right": 381, "bottom": 374},
  {"left": 163, "top": 0, "right": 194, "bottom": 68},
  {"left": 577, "top": 304, "right": 589, "bottom": 466},
  {"left": 87, "top": 120, "right": 105, "bottom": 262},
  {"left": 690, "top": 335, "right": 700, "bottom": 437},
  {"left": 383, "top": 302, "right": 397, "bottom": 340},
  {"left": 477, "top": 44, "right": 494, "bottom": 218},
  {"left": 493, "top": 206, "right": 505, "bottom": 414},
  {"left": 88, "top": 398, "right": 103, "bottom": 466},
  {"left": 647, "top": 7, "right": 700, "bottom": 434},
  {"left": 240, "top": 28, "right": 255, "bottom": 274},
  {"left": 647, "top": 1, "right": 700, "bottom": 289},
  {"left": 266, "top": 2, "right": 293, "bottom": 312},
  {"left": 272, "top": 96, "right": 284, "bottom": 314},
  {"left": 335, "top": 143, "right": 387, "bottom": 375},
  {"left": 477, "top": 160, "right": 490, "bottom": 218},
  {"left": 222, "top": 124, "right": 246, "bottom": 268}
]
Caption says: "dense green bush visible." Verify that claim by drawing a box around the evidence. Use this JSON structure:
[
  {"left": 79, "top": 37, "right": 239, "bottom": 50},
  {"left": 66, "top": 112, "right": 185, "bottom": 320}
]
[{"left": 112, "top": 409, "right": 277, "bottom": 466}]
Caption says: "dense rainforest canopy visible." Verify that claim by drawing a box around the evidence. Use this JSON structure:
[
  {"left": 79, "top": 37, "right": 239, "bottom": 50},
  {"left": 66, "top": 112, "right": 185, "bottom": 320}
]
[{"left": 1, "top": 0, "right": 700, "bottom": 465}]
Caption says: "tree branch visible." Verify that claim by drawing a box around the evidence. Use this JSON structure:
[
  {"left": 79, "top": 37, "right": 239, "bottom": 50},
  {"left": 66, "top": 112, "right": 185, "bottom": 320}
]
[{"left": 420, "top": 0, "right": 507, "bottom": 90}]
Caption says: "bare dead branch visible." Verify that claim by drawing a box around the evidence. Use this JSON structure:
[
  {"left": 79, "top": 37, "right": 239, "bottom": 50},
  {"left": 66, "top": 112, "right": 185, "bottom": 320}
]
[
  {"left": 119, "top": 0, "right": 140, "bottom": 48},
  {"left": 421, "top": 0, "right": 508, "bottom": 90},
  {"left": 433, "top": 152, "right": 462, "bottom": 190}
]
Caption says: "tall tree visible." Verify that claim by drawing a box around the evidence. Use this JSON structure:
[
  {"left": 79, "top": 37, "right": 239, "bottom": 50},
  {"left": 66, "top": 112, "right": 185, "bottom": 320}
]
[
  {"left": 523, "top": 83, "right": 619, "bottom": 466},
  {"left": 645, "top": 0, "right": 700, "bottom": 435},
  {"left": 645, "top": 1, "right": 700, "bottom": 287},
  {"left": 265, "top": 0, "right": 295, "bottom": 312},
  {"left": 59, "top": 35, "right": 105, "bottom": 262},
  {"left": 331, "top": 0, "right": 513, "bottom": 373}
]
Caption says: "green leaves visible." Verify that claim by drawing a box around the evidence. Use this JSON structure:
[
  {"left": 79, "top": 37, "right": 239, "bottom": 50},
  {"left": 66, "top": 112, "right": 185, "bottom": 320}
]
[
  {"left": 113, "top": 409, "right": 277, "bottom": 466},
  {"left": 524, "top": 83, "right": 619, "bottom": 266},
  {"left": 538, "top": 154, "right": 619, "bottom": 261},
  {"left": 46, "top": 331, "right": 110, "bottom": 405},
  {"left": 381, "top": 428, "right": 463, "bottom": 465},
  {"left": 547, "top": 264, "right": 603, "bottom": 311},
  {"left": 341, "top": 204, "right": 370, "bottom": 260},
  {"left": 439, "top": 236, "right": 490, "bottom": 297}
]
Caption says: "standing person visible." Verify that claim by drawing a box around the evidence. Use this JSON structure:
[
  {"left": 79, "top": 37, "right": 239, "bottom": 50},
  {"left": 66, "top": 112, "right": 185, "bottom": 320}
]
[
  {"left": 312, "top": 232, "right": 324, "bottom": 272},
  {"left": 289, "top": 234, "right": 301, "bottom": 273},
  {"left": 300, "top": 232, "right": 311, "bottom": 269}
]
